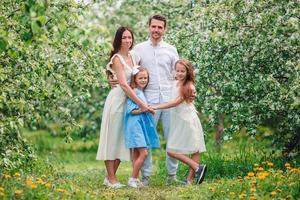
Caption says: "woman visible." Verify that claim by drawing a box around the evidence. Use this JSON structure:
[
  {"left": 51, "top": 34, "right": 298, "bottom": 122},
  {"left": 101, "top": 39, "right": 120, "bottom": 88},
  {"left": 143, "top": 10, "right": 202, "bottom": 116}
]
[{"left": 96, "top": 27, "right": 153, "bottom": 188}]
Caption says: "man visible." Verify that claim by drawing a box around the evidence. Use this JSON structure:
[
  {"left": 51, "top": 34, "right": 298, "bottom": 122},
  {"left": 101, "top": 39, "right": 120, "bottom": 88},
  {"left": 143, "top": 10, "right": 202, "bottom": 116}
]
[{"left": 133, "top": 15, "right": 180, "bottom": 186}]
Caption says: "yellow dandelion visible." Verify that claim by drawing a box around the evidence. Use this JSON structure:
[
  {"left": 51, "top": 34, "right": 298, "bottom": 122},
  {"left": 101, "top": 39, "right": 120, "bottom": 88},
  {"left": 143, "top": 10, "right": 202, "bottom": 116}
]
[
  {"left": 267, "top": 162, "right": 273, "bottom": 167},
  {"left": 45, "top": 183, "right": 52, "bottom": 188},
  {"left": 257, "top": 172, "right": 269, "bottom": 179},
  {"left": 29, "top": 184, "right": 37, "bottom": 189},
  {"left": 245, "top": 176, "right": 250, "bottom": 180},
  {"left": 229, "top": 192, "right": 235, "bottom": 196},
  {"left": 285, "top": 163, "right": 290, "bottom": 167},
  {"left": 290, "top": 168, "right": 299, "bottom": 173},
  {"left": 3, "top": 174, "right": 11, "bottom": 179},
  {"left": 239, "top": 193, "right": 247, "bottom": 199},
  {"left": 0, "top": 187, "right": 4, "bottom": 192},
  {"left": 57, "top": 188, "right": 66, "bottom": 193},
  {"left": 254, "top": 163, "right": 259, "bottom": 167},
  {"left": 15, "top": 177, "right": 21, "bottom": 181},
  {"left": 36, "top": 178, "right": 44, "bottom": 184},
  {"left": 286, "top": 166, "right": 292, "bottom": 170},
  {"left": 0, "top": 192, "right": 4, "bottom": 196},
  {"left": 271, "top": 191, "right": 277, "bottom": 196},
  {"left": 14, "top": 172, "right": 21, "bottom": 177},
  {"left": 26, "top": 179, "right": 34, "bottom": 186},
  {"left": 250, "top": 196, "right": 257, "bottom": 200},
  {"left": 14, "top": 190, "right": 23, "bottom": 195},
  {"left": 262, "top": 161, "right": 267, "bottom": 164},
  {"left": 250, "top": 188, "right": 256, "bottom": 193},
  {"left": 221, "top": 190, "right": 225, "bottom": 193},
  {"left": 248, "top": 172, "right": 255, "bottom": 177},
  {"left": 251, "top": 179, "right": 257, "bottom": 184},
  {"left": 287, "top": 195, "right": 293, "bottom": 199},
  {"left": 257, "top": 167, "right": 264, "bottom": 171},
  {"left": 276, "top": 188, "right": 282, "bottom": 193}
]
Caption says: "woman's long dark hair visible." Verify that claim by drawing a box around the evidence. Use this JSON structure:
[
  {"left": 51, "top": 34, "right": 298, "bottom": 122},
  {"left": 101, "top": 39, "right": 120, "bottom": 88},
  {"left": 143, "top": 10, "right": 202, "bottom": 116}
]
[{"left": 109, "top": 26, "right": 134, "bottom": 60}]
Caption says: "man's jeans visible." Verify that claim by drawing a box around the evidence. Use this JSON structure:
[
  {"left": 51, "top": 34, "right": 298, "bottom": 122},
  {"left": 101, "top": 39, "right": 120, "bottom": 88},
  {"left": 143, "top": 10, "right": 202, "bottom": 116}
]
[{"left": 141, "top": 107, "right": 179, "bottom": 177}]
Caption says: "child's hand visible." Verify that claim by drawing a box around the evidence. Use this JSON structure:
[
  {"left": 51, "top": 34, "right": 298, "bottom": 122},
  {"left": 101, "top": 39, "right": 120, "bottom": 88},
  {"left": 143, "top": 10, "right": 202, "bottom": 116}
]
[
  {"left": 140, "top": 104, "right": 155, "bottom": 114},
  {"left": 151, "top": 105, "right": 158, "bottom": 110},
  {"left": 149, "top": 106, "right": 156, "bottom": 114},
  {"left": 148, "top": 106, "right": 155, "bottom": 114}
]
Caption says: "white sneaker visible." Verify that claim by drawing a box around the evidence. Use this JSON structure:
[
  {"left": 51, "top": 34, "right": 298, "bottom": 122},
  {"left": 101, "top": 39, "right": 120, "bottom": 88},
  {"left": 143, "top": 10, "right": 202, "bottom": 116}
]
[
  {"left": 128, "top": 177, "right": 144, "bottom": 188},
  {"left": 103, "top": 177, "right": 125, "bottom": 189}
]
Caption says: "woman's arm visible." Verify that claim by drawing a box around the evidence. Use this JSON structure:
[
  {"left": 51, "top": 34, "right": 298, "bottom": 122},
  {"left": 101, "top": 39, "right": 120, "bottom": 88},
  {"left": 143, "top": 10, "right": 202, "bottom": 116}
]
[
  {"left": 112, "top": 57, "right": 152, "bottom": 113},
  {"left": 152, "top": 96, "right": 184, "bottom": 110}
]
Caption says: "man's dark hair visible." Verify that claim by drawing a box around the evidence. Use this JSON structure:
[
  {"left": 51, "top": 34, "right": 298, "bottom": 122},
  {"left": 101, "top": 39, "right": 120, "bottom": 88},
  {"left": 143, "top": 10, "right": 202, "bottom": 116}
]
[{"left": 148, "top": 15, "right": 167, "bottom": 28}]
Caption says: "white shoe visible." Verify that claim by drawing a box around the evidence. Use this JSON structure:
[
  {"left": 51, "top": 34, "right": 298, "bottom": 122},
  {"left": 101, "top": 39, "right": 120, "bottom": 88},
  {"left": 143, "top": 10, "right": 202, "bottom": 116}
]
[
  {"left": 128, "top": 177, "right": 144, "bottom": 188},
  {"left": 103, "top": 177, "right": 125, "bottom": 189}
]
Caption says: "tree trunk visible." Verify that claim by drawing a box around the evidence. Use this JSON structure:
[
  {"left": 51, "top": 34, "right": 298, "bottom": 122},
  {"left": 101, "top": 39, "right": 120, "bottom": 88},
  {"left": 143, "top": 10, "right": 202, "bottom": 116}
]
[
  {"left": 215, "top": 114, "right": 224, "bottom": 152},
  {"left": 283, "top": 128, "right": 300, "bottom": 156}
]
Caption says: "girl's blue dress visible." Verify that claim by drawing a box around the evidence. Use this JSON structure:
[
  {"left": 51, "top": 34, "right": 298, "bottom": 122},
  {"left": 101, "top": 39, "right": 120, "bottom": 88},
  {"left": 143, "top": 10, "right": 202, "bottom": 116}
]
[{"left": 124, "top": 88, "right": 160, "bottom": 149}]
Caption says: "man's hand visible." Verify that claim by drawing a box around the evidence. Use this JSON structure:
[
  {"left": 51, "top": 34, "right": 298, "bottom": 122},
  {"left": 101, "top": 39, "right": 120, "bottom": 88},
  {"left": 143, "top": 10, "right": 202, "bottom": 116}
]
[{"left": 108, "top": 74, "right": 119, "bottom": 88}]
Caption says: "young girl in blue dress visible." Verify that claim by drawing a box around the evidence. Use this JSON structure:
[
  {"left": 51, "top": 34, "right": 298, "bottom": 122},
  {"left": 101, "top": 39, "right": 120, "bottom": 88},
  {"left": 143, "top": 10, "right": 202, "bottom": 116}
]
[
  {"left": 153, "top": 59, "right": 207, "bottom": 185},
  {"left": 124, "top": 67, "right": 160, "bottom": 188}
]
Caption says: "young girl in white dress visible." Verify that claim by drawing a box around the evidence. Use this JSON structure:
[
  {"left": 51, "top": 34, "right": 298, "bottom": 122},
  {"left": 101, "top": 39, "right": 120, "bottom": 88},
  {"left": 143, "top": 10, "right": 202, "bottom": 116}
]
[
  {"left": 123, "top": 67, "right": 160, "bottom": 188},
  {"left": 153, "top": 59, "right": 207, "bottom": 185}
]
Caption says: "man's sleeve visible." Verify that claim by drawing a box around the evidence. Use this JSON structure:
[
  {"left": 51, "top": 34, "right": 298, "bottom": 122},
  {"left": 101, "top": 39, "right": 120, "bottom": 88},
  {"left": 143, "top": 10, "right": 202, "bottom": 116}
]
[{"left": 172, "top": 46, "right": 180, "bottom": 70}]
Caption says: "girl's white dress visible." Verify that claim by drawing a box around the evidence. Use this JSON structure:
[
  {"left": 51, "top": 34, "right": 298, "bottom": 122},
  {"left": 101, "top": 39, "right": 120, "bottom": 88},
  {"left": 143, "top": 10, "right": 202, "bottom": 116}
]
[
  {"left": 96, "top": 51, "right": 138, "bottom": 161},
  {"left": 167, "top": 81, "right": 206, "bottom": 154}
]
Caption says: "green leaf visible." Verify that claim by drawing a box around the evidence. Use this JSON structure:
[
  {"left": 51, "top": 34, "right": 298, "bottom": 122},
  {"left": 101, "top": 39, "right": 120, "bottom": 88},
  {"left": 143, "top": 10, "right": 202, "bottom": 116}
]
[
  {"left": 58, "top": 20, "right": 67, "bottom": 32},
  {"left": 21, "top": 31, "right": 33, "bottom": 42},
  {"left": 0, "top": 37, "right": 7, "bottom": 52},
  {"left": 37, "top": 15, "right": 47, "bottom": 25},
  {"left": 31, "top": 21, "right": 41, "bottom": 35}
]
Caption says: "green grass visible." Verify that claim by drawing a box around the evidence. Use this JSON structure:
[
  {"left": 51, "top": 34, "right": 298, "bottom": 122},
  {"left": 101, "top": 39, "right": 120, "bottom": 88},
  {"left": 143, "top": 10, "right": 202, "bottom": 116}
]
[{"left": 0, "top": 130, "right": 299, "bottom": 199}]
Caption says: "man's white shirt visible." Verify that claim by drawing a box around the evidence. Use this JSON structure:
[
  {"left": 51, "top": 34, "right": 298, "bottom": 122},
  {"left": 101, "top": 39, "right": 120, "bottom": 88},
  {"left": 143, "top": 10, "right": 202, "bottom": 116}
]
[{"left": 134, "top": 39, "right": 179, "bottom": 104}]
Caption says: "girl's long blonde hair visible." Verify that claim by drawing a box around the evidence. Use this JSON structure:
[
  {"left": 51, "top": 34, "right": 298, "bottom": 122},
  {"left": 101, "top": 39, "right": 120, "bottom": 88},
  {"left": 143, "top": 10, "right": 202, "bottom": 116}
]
[{"left": 176, "top": 59, "right": 196, "bottom": 103}]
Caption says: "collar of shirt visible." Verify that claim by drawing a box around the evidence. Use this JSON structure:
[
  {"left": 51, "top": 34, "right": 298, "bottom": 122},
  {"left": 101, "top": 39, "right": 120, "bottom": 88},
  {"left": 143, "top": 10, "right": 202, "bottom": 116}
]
[{"left": 147, "top": 38, "right": 166, "bottom": 47}]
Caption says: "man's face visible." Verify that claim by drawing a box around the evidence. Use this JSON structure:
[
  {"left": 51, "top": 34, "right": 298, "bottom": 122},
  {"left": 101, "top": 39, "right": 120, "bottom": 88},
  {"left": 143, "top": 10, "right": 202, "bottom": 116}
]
[{"left": 149, "top": 19, "right": 166, "bottom": 41}]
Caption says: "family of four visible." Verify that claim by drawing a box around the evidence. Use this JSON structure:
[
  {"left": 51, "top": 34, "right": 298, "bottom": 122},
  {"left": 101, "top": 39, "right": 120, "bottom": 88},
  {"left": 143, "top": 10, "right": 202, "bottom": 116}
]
[{"left": 96, "top": 14, "right": 207, "bottom": 188}]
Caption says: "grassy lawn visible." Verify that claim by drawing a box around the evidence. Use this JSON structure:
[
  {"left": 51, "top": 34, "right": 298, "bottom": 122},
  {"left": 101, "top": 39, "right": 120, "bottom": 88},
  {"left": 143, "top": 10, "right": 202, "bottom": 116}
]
[{"left": 0, "top": 130, "right": 299, "bottom": 199}]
